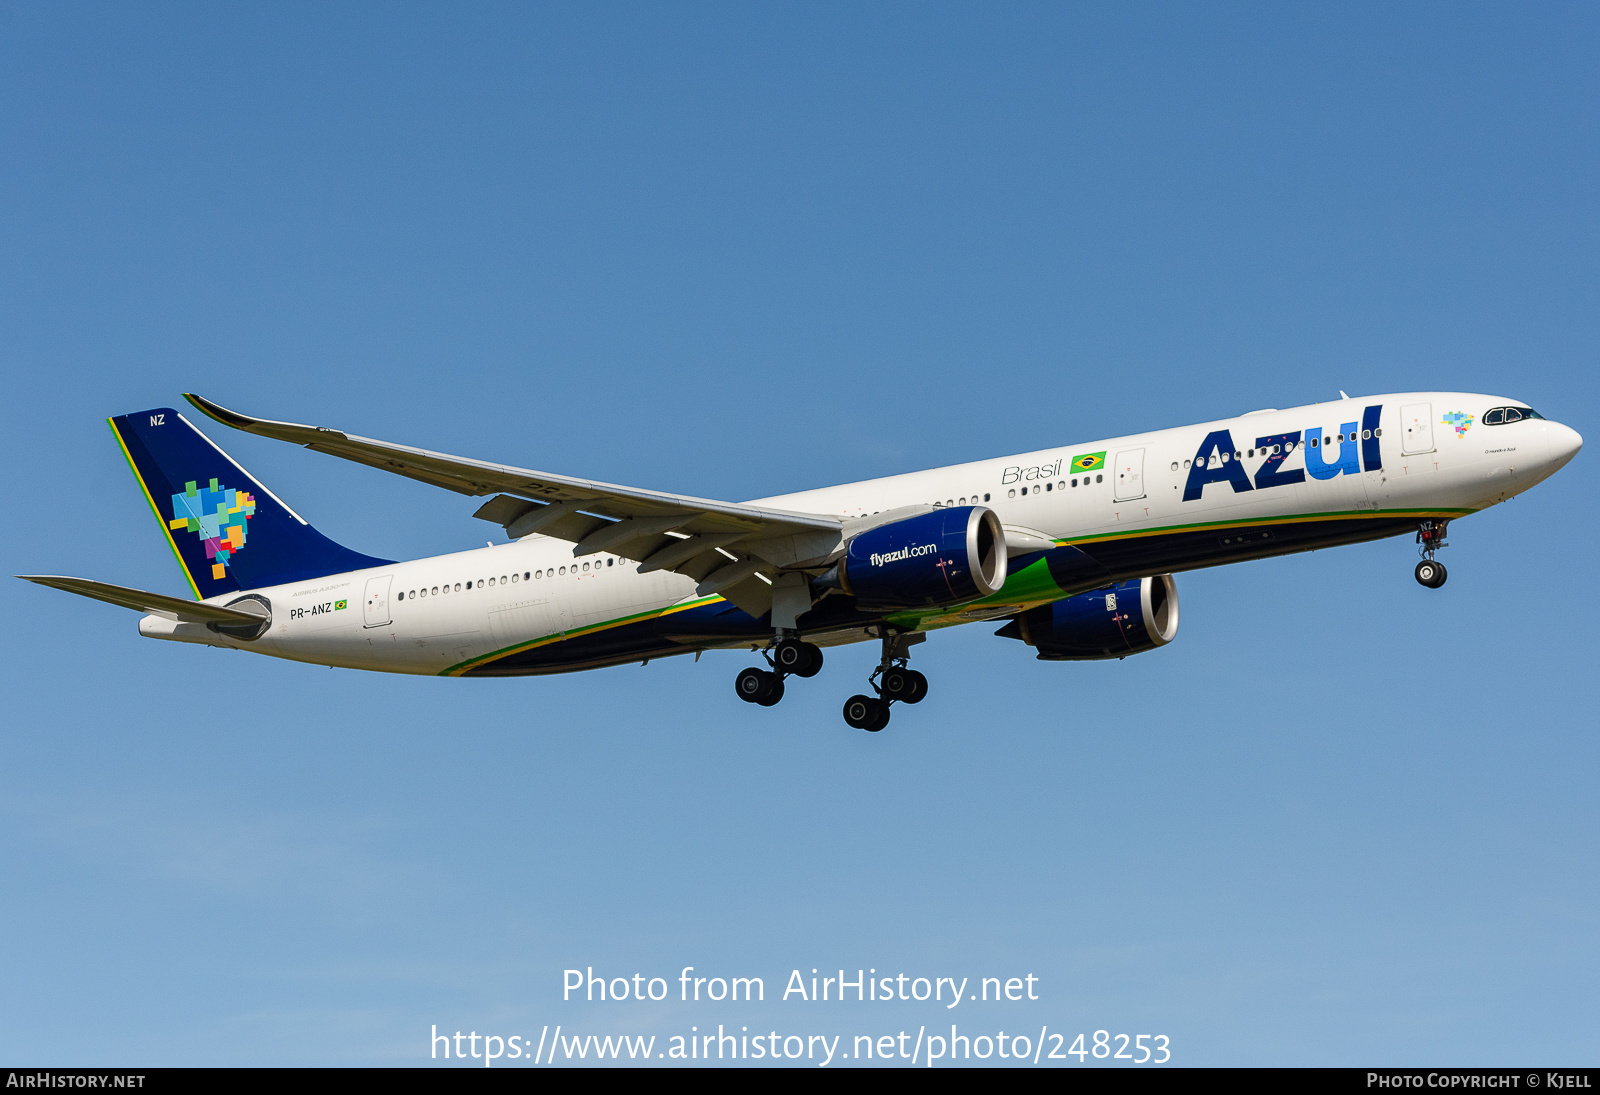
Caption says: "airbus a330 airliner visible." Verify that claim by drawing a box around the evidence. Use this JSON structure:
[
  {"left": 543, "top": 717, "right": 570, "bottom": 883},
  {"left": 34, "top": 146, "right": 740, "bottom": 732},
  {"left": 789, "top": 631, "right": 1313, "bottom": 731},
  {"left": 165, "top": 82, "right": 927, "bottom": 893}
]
[{"left": 21, "top": 392, "right": 1581, "bottom": 731}]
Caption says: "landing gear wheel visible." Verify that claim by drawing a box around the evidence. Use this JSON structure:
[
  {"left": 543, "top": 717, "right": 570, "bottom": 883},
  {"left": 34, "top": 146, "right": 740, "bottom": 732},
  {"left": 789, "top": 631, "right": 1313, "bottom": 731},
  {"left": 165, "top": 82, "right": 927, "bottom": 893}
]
[
  {"left": 736, "top": 667, "right": 783, "bottom": 704},
  {"left": 880, "top": 667, "right": 915, "bottom": 702},
  {"left": 1415, "top": 560, "right": 1448, "bottom": 588},
  {"left": 902, "top": 669, "right": 928, "bottom": 704},
  {"left": 773, "top": 638, "right": 823, "bottom": 678},
  {"left": 843, "top": 694, "right": 890, "bottom": 732}
]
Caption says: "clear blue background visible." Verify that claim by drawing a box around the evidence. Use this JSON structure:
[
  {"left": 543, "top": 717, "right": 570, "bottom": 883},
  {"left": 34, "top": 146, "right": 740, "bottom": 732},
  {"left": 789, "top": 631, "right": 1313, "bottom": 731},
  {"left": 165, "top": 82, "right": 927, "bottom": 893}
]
[{"left": 1, "top": 2, "right": 1594, "bottom": 1066}]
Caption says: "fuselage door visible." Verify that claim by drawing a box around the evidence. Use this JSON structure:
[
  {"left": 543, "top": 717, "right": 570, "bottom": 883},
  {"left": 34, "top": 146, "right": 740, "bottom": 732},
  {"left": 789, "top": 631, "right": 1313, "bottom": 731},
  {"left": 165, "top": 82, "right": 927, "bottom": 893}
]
[
  {"left": 1401, "top": 403, "right": 1435, "bottom": 455},
  {"left": 1114, "top": 448, "right": 1146, "bottom": 501},
  {"left": 363, "top": 574, "right": 393, "bottom": 628}
]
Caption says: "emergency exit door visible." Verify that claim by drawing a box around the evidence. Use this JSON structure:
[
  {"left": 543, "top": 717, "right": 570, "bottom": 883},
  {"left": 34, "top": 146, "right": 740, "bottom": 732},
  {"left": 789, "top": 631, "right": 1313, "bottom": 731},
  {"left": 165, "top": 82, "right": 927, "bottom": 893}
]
[
  {"left": 363, "top": 574, "right": 392, "bottom": 628},
  {"left": 1114, "top": 448, "right": 1146, "bottom": 501}
]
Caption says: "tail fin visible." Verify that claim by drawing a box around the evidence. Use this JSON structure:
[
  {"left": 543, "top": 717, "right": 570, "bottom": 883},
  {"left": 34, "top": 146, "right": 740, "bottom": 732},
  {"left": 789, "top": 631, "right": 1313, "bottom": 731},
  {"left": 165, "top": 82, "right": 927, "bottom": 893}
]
[{"left": 109, "top": 408, "right": 393, "bottom": 599}]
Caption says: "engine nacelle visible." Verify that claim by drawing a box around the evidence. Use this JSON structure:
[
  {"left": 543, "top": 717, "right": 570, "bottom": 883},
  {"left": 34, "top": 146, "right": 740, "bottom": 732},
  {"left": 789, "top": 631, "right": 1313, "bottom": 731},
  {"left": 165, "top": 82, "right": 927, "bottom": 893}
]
[
  {"left": 823, "top": 506, "right": 1008, "bottom": 610},
  {"left": 996, "top": 575, "right": 1179, "bottom": 660}
]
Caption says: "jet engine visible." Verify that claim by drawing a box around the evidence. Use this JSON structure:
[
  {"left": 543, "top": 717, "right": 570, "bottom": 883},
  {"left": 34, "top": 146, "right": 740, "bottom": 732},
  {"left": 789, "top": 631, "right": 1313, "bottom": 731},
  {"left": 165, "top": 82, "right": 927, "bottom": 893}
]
[
  {"left": 995, "top": 574, "right": 1179, "bottom": 660},
  {"left": 819, "top": 506, "right": 1008, "bottom": 610}
]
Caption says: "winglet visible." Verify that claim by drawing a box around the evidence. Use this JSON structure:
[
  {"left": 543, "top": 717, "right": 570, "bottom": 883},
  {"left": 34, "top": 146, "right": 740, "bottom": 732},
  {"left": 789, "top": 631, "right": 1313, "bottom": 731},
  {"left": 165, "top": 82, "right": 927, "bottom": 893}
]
[{"left": 183, "top": 393, "right": 348, "bottom": 446}]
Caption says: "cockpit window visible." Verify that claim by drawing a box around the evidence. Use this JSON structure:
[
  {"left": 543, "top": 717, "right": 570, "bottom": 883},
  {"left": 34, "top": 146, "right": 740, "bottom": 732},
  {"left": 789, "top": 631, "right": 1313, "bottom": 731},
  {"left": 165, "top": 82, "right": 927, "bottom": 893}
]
[{"left": 1483, "top": 406, "right": 1543, "bottom": 425}]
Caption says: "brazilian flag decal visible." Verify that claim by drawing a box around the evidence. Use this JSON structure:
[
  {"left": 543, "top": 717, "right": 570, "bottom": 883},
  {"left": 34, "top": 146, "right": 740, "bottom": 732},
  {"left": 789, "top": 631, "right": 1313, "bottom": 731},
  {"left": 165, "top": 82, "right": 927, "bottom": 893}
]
[
  {"left": 1071, "top": 451, "right": 1106, "bottom": 473},
  {"left": 335, "top": 599, "right": 348, "bottom": 610}
]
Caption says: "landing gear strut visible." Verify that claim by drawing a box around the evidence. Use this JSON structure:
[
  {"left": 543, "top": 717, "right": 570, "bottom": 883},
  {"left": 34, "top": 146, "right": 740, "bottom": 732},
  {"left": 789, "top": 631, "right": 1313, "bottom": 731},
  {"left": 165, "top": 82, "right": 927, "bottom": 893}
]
[
  {"left": 1415, "top": 520, "right": 1449, "bottom": 589},
  {"left": 843, "top": 628, "right": 928, "bottom": 732},
  {"left": 733, "top": 632, "right": 823, "bottom": 707}
]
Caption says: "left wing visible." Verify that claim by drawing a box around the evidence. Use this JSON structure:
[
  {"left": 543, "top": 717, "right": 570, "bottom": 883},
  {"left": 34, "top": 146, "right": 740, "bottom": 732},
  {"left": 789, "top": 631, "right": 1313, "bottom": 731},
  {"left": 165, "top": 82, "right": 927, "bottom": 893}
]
[{"left": 183, "top": 394, "right": 845, "bottom": 613}]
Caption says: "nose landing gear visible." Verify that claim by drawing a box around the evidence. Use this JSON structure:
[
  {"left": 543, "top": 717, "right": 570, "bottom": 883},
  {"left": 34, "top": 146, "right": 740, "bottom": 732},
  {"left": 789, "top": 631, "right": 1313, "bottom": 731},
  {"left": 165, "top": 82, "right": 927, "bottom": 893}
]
[
  {"left": 843, "top": 629, "right": 928, "bottom": 732},
  {"left": 1415, "top": 520, "right": 1450, "bottom": 589},
  {"left": 733, "top": 633, "right": 823, "bottom": 707}
]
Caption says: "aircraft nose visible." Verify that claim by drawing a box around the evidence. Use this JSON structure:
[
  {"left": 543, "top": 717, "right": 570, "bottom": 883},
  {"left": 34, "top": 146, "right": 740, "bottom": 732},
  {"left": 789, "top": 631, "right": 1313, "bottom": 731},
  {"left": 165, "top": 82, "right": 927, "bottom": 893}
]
[{"left": 1547, "top": 422, "right": 1583, "bottom": 468}]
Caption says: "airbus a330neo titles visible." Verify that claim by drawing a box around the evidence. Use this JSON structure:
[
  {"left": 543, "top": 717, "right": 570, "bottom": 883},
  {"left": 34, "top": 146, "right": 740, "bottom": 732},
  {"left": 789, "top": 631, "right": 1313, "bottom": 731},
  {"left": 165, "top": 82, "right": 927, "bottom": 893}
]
[{"left": 21, "top": 392, "right": 1581, "bottom": 731}]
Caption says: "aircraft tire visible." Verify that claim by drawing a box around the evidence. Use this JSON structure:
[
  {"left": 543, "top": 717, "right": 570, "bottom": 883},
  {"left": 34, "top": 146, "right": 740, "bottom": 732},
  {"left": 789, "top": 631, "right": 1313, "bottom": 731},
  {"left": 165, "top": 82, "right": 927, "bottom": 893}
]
[
  {"left": 775, "top": 639, "right": 824, "bottom": 678},
  {"left": 880, "top": 667, "right": 914, "bottom": 701},
  {"left": 1415, "top": 560, "right": 1447, "bottom": 588},
  {"left": 756, "top": 676, "right": 785, "bottom": 706},
  {"left": 843, "top": 694, "right": 887, "bottom": 730},
  {"left": 736, "top": 666, "right": 778, "bottom": 704},
  {"left": 793, "top": 643, "right": 824, "bottom": 678},
  {"left": 903, "top": 670, "right": 929, "bottom": 704}
]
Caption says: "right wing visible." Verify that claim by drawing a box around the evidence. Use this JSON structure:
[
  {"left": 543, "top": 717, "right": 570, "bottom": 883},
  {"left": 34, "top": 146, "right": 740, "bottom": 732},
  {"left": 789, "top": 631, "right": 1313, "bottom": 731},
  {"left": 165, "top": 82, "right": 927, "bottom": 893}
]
[{"left": 183, "top": 394, "right": 847, "bottom": 612}]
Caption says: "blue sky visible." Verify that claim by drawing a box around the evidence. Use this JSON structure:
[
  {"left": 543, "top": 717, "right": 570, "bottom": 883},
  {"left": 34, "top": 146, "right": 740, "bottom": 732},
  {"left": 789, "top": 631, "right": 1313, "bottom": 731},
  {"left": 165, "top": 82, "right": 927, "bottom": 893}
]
[{"left": 1, "top": 2, "right": 1595, "bottom": 1066}]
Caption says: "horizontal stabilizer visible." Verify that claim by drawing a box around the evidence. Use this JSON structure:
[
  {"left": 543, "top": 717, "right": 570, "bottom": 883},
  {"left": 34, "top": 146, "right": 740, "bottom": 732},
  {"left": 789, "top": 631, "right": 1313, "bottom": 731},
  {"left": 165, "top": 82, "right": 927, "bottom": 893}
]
[{"left": 16, "top": 575, "right": 270, "bottom": 626}]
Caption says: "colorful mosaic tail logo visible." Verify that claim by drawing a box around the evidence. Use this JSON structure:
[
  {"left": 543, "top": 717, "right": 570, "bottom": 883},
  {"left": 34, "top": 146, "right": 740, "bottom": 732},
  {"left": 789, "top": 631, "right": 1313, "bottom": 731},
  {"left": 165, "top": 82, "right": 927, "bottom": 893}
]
[
  {"left": 169, "top": 478, "right": 257, "bottom": 580},
  {"left": 1442, "top": 411, "right": 1474, "bottom": 437}
]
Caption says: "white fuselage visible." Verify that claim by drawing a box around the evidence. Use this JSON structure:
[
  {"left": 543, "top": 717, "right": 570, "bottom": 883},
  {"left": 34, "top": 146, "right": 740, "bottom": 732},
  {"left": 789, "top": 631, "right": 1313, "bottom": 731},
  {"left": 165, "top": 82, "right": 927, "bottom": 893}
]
[{"left": 139, "top": 393, "right": 1581, "bottom": 676}]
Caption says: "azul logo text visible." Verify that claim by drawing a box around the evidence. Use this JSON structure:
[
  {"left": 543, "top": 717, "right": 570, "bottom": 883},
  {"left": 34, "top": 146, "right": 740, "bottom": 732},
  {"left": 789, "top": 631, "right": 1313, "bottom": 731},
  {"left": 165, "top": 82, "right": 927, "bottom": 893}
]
[{"left": 1183, "top": 405, "right": 1383, "bottom": 503}]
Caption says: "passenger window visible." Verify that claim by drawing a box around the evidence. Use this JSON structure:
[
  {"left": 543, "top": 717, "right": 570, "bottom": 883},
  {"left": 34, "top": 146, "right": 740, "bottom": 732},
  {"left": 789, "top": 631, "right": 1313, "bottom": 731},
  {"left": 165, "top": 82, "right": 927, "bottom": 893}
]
[
  {"left": 535, "top": 570, "right": 542, "bottom": 579},
  {"left": 455, "top": 583, "right": 462, "bottom": 592},
  {"left": 959, "top": 497, "right": 966, "bottom": 505},
  {"left": 583, "top": 562, "right": 590, "bottom": 571},
  {"left": 983, "top": 493, "right": 991, "bottom": 501},
  {"left": 524, "top": 571, "right": 530, "bottom": 579},
  {"left": 488, "top": 577, "right": 494, "bottom": 586},
  {"left": 607, "top": 558, "right": 613, "bottom": 567},
  {"left": 431, "top": 587, "right": 438, "bottom": 595},
  {"left": 1310, "top": 437, "right": 1319, "bottom": 447},
  {"left": 511, "top": 573, "right": 518, "bottom": 583},
  {"left": 1095, "top": 474, "right": 1102, "bottom": 483}
]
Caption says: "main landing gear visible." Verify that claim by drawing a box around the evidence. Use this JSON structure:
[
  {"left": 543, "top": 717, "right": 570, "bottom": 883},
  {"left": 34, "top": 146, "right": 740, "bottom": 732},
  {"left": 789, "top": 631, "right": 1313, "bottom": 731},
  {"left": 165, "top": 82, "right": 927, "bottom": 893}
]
[
  {"left": 733, "top": 634, "right": 823, "bottom": 708},
  {"left": 1414, "top": 520, "right": 1450, "bottom": 589},
  {"left": 842, "top": 629, "right": 928, "bottom": 733},
  {"left": 733, "top": 627, "right": 929, "bottom": 734}
]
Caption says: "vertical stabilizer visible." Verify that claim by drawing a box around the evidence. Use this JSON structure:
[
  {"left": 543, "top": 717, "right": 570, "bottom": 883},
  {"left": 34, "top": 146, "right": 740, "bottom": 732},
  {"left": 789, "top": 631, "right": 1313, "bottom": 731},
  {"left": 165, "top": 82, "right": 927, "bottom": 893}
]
[{"left": 109, "top": 408, "right": 392, "bottom": 599}]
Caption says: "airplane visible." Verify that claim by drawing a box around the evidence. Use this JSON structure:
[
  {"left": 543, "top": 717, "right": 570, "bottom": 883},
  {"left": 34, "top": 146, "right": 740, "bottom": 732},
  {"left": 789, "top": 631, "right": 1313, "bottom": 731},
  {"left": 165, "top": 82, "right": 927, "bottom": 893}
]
[{"left": 20, "top": 391, "right": 1582, "bottom": 732}]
